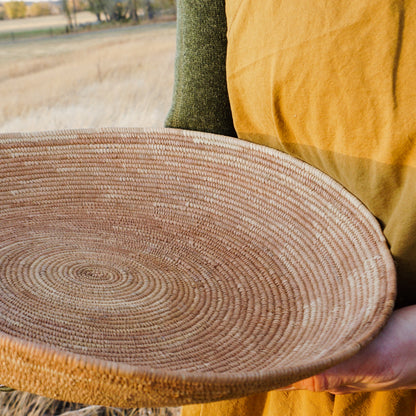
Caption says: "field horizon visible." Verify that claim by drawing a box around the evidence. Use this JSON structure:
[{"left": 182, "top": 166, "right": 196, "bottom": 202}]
[{"left": 0, "top": 11, "right": 98, "bottom": 33}]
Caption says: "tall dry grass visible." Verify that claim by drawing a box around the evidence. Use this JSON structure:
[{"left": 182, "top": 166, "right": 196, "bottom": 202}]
[
  {"left": 0, "top": 390, "right": 180, "bottom": 416},
  {"left": 0, "top": 21, "right": 180, "bottom": 415},
  {"left": 0, "top": 22, "right": 176, "bottom": 132}
]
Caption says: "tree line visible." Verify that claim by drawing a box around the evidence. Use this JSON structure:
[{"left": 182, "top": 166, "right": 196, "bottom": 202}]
[
  {"left": 0, "top": 1, "right": 59, "bottom": 19},
  {"left": 64, "top": 0, "right": 175, "bottom": 27},
  {"left": 0, "top": 0, "right": 175, "bottom": 23}
]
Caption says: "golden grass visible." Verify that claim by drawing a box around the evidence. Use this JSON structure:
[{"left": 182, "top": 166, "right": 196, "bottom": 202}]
[
  {"left": 0, "top": 21, "right": 180, "bottom": 415},
  {"left": 0, "top": 22, "right": 176, "bottom": 132},
  {"left": 0, "top": 390, "right": 180, "bottom": 416}
]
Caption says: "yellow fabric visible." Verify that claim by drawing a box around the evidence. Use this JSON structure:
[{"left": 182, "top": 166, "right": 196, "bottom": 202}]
[
  {"left": 226, "top": 0, "right": 416, "bottom": 167},
  {"left": 223, "top": 0, "right": 416, "bottom": 309},
  {"left": 183, "top": 0, "right": 416, "bottom": 415},
  {"left": 182, "top": 391, "right": 416, "bottom": 416}
]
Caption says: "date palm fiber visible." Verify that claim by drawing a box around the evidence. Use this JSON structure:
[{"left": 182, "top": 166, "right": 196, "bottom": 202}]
[{"left": 0, "top": 128, "right": 395, "bottom": 408}]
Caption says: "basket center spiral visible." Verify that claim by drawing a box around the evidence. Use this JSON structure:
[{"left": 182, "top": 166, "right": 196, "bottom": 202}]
[{"left": 76, "top": 265, "right": 117, "bottom": 282}]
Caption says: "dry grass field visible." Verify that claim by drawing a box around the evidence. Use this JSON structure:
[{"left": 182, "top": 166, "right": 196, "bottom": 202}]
[
  {"left": 0, "top": 390, "right": 180, "bottom": 416},
  {"left": 0, "top": 21, "right": 176, "bottom": 132},
  {"left": 0, "top": 20, "right": 180, "bottom": 416}
]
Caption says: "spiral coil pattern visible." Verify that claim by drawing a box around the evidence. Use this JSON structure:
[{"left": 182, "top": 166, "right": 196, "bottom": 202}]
[{"left": 0, "top": 128, "right": 395, "bottom": 407}]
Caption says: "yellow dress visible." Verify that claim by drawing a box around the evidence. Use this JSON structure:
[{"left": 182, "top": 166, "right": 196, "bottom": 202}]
[{"left": 183, "top": 0, "right": 416, "bottom": 414}]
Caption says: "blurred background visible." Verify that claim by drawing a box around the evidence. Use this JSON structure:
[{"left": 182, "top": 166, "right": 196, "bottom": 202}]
[
  {"left": 0, "top": 0, "right": 179, "bottom": 414},
  {"left": 0, "top": 0, "right": 176, "bottom": 132}
]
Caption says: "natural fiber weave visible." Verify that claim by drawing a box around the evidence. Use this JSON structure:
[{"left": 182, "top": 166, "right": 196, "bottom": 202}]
[{"left": 0, "top": 128, "right": 395, "bottom": 407}]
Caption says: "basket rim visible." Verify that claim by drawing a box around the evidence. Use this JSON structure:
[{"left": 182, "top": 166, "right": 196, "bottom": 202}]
[{"left": 0, "top": 127, "right": 397, "bottom": 392}]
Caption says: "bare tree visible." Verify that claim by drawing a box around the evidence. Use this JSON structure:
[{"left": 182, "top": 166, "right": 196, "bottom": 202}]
[
  {"left": 129, "top": 0, "right": 138, "bottom": 21},
  {"left": 87, "top": 0, "right": 103, "bottom": 21},
  {"left": 62, "top": 0, "right": 73, "bottom": 29}
]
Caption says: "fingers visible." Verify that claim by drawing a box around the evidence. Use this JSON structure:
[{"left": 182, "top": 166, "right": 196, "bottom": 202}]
[
  {"left": 290, "top": 375, "right": 328, "bottom": 392},
  {"left": 279, "top": 374, "right": 398, "bottom": 395},
  {"left": 280, "top": 372, "right": 368, "bottom": 394},
  {"left": 278, "top": 378, "right": 361, "bottom": 395}
]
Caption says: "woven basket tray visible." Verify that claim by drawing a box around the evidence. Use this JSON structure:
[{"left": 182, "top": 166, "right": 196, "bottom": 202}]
[{"left": 0, "top": 128, "right": 395, "bottom": 407}]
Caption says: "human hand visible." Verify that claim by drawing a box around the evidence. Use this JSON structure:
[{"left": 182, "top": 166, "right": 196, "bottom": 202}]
[{"left": 282, "top": 305, "right": 416, "bottom": 394}]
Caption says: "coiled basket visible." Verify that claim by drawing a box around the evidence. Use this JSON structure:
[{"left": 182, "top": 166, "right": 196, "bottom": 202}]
[{"left": 0, "top": 128, "right": 396, "bottom": 407}]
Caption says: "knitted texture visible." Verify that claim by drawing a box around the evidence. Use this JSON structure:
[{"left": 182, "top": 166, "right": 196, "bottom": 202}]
[{"left": 165, "top": 0, "right": 236, "bottom": 137}]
